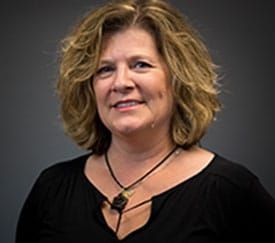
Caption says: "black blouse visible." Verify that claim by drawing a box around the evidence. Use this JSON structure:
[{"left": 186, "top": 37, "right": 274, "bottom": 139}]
[{"left": 16, "top": 153, "right": 275, "bottom": 243}]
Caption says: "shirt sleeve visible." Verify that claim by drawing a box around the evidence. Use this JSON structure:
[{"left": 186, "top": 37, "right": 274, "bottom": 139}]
[
  {"left": 245, "top": 177, "right": 275, "bottom": 240},
  {"left": 15, "top": 172, "right": 49, "bottom": 243}
]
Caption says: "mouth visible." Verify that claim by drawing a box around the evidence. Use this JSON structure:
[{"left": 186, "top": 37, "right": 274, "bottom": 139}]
[{"left": 112, "top": 100, "right": 145, "bottom": 109}]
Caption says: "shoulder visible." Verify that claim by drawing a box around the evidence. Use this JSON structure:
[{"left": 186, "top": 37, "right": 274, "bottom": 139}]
[
  {"left": 36, "top": 153, "right": 91, "bottom": 186},
  {"left": 203, "top": 154, "right": 275, "bottom": 207},
  {"left": 201, "top": 154, "right": 275, "bottom": 239},
  {"left": 210, "top": 155, "right": 275, "bottom": 229},
  {"left": 19, "top": 153, "right": 92, "bottom": 220},
  {"left": 206, "top": 154, "right": 258, "bottom": 192}
]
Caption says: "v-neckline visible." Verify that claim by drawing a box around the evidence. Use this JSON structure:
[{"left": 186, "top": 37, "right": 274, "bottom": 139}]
[
  {"left": 81, "top": 152, "right": 217, "bottom": 202},
  {"left": 80, "top": 152, "right": 218, "bottom": 241}
]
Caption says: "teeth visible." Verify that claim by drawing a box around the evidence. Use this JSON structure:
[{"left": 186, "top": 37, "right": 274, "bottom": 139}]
[{"left": 116, "top": 101, "right": 139, "bottom": 108}]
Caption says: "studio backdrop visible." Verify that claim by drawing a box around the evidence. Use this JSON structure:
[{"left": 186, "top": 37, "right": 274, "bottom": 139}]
[{"left": 1, "top": 1, "right": 274, "bottom": 243}]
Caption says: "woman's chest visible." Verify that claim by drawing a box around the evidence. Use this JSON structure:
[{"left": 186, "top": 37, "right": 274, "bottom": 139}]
[{"left": 39, "top": 180, "right": 233, "bottom": 243}]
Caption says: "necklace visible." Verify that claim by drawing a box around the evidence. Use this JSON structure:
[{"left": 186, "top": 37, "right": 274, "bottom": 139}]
[{"left": 104, "top": 146, "right": 178, "bottom": 213}]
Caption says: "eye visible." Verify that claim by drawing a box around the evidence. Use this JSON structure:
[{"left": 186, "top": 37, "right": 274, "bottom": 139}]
[
  {"left": 133, "top": 61, "right": 152, "bottom": 69},
  {"left": 95, "top": 65, "right": 114, "bottom": 78}
]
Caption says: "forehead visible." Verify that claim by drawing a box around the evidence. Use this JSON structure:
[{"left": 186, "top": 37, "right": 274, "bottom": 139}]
[{"left": 100, "top": 27, "right": 159, "bottom": 59}]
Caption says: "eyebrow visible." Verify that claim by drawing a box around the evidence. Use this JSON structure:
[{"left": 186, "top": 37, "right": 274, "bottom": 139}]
[
  {"left": 98, "top": 60, "right": 114, "bottom": 66},
  {"left": 98, "top": 54, "right": 156, "bottom": 65}
]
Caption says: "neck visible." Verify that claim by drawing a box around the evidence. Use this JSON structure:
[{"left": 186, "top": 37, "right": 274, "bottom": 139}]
[
  {"left": 106, "top": 138, "right": 177, "bottom": 189},
  {"left": 108, "top": 131, "right": 174, "bottom": 166}
]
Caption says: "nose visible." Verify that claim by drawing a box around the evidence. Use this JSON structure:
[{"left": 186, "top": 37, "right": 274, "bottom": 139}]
[{"left": 112, "top": 64, "right": 135, "bottom": 93}]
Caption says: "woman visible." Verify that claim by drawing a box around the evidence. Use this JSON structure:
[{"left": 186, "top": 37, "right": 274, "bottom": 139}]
[{"left": 16, "top": 0, "right": 275, "bottom": 242}]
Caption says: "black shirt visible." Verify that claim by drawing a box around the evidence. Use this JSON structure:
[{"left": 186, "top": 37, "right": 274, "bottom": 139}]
[{"left": 16, "top": 153, "right": 275, "bottom": 242}]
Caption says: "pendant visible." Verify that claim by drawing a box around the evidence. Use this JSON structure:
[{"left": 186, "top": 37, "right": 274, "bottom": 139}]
[{"left": 111, "top": 189, "right": 133, "bottom": 213}]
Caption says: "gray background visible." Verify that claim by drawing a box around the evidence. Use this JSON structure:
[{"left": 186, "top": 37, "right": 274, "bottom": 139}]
[{"left": 1, "top": 0, "right": 274, "bottom": 242}]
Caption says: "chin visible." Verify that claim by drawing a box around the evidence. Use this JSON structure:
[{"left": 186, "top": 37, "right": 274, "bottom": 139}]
[
  {"left": 112, "top": 122, "right": 149, "bottom": 136},
  {"left": 115, "top": 125, "right": 141, "bottom": 135}
]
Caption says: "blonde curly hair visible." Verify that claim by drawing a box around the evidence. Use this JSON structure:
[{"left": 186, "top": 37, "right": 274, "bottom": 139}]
[{"left": 57, "top": 0, "right": 221, "bottom": 155}]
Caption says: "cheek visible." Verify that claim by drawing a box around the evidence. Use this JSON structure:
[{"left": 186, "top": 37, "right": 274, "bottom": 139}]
[
  {"left": 157, "top": 88, "right": 172, "bottom": 101},
  {"left": 93, "top": 88, "right": 101, "bottom": 105},
  {"left": 158, "top": 90, "right": 165, "bottom": 99},
  {"left": 93, "top": 83, "right": 109, "bottom": 103},
  {"left": 156, "top": 89, "right": 174, "bottom": 110},
  {"left": 155, "top": 76, "right": 171, "bottom": 100},
  {"left": 94, "top": 91, "right": 107, "bottom": 117}
]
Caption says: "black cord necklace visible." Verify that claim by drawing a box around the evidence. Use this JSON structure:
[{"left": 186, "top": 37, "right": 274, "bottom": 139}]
[{"left": 104, "top": 146, "right": 178, "bottom": 213}]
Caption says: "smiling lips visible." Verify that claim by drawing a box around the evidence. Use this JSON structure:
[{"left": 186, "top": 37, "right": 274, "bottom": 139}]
[{"left": 112, "top": 100, "right": 145, "bottom": 109}]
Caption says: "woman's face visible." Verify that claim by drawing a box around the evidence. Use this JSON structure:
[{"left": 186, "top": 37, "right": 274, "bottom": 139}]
[{"left": 93, "top": 27, "right": 173, "bottom": 138}]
